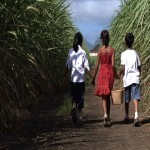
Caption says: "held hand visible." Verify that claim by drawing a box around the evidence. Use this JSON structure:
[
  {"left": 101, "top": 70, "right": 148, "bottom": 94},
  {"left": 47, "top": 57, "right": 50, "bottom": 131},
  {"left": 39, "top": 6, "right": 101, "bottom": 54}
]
[
  {"left": 114, "top": 69, "right": 120, "bottom": 79},
  {"left": 90, "top": 79, "right": 95, "bottom": 86},
  {"left": 119, "top": 74, "right": 123, "bottom": 79},
  {"left": 115, "top": 73, "right": 120, "bottom": 79}
]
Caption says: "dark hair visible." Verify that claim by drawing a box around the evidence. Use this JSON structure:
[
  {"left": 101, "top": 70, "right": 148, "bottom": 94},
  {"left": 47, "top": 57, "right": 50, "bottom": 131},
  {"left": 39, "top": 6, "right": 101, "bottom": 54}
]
[
  {"left": 73, "top": 32, "right": 83, "bottom": 52},
  {"left": 101, "top": 30, "right": 109, "bottom": 47},
  {"left": 125, "top": 33, "right": 134, "bottom": 48}
]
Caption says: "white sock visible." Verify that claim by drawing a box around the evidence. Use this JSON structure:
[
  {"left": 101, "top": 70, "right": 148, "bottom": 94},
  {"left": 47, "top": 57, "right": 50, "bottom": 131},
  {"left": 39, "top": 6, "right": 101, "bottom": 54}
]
[
  {"left": 104, "top": 113, "right": 108, "bottom": 118},
  {"left": 135, "top": 112, "right": 138, "bottom": 119},
  {"left": 72, "top": 103, "right": 76, "bottom": 108}
]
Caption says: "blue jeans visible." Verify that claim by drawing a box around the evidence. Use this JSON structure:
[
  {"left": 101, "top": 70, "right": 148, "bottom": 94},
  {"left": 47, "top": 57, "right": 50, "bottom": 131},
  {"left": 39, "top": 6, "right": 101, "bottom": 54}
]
[{"left": 125, "top": 83, "right": 140, "bottom": 103}]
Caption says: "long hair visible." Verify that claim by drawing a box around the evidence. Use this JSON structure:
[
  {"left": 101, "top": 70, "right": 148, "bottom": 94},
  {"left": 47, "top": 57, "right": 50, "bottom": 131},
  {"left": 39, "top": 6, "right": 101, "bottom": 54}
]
[
  {"left": 73, "top": 32, "right": 83, "bottom": 52},
  {"left": 101, "top": 30, "right": 109, "bottom": 47}
]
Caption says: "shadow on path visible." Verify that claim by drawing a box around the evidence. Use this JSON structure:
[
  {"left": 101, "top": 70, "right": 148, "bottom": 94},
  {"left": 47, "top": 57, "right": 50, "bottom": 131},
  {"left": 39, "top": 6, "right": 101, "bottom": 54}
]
[{"left": 0, "top": 85, "right": 150, "bottom": 150}]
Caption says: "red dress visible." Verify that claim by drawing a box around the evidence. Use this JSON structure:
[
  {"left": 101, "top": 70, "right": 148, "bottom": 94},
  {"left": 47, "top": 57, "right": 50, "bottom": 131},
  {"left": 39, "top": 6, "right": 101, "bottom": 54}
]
[{"left": 95, "top": 47, "right": 114, "bottom": 96}]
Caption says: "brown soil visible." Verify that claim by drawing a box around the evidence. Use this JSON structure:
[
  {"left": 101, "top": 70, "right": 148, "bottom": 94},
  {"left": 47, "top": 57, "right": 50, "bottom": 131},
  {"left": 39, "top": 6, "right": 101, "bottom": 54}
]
[{"left": 0, "top": 84, "right": 150, "bottom": 150}]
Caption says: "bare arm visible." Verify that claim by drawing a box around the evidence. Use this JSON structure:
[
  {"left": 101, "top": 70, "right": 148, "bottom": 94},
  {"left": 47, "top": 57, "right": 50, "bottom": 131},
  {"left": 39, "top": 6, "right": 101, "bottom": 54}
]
[
  {"left": 85, "top": 68, "right": 92, "bottom": 79},
  {"left": 64, "top": 65, "right": 69, "bottom": 78},
  {"left": 91, "top": 50, "right": 101, "bottom": 82},
  {"left": 119, "top": 65, "right": 125, "bottom": 77},
  {"left": 119, "top": 52, "right": 125, "bottom": 78},
  {"left": 137, "top": 52, "right": 141, "bottom": 75},
  {"left": 111, "top": 49, "right": 115, "bottom": 68},
  {"left": 138, "top": 66, "right": 141, "bottom": 76},
  {"left": 112, "top": 49, "right": 119, "bottom": 78},
  {"left": 64, "top": 51, "right": 71, "bottom": 78},
  {"left": 63, "top": 64, "right": 70, "bottom": 84}
]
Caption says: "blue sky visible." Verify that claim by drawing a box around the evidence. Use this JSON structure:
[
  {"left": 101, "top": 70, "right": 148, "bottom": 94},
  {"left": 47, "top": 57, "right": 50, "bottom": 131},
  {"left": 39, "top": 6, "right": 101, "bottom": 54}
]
[{"left": 68, "top": 0, "right": 121, "bottom": 44}]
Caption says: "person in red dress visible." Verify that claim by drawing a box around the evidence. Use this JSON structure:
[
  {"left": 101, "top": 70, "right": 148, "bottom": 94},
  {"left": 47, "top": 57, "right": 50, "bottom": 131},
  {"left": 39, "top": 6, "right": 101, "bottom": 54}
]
[{"left": 91, "top": 30, "right": 115, "bottom": 127}]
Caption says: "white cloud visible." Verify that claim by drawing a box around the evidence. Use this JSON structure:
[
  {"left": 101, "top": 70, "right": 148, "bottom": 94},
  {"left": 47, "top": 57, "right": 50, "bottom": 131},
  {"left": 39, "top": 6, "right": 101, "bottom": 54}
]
[
  {"left": 69, "top": 0, "right": 121, "bottom": 25},
  {"left": 67, "top": 0, "right": 121, "bottom": 44}
]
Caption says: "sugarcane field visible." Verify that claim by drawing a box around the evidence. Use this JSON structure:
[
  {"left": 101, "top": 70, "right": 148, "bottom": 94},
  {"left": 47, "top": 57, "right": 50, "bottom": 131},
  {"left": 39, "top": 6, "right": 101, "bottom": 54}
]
[{"left": 0, "top": 0, "right": 150, "bottom": 150}]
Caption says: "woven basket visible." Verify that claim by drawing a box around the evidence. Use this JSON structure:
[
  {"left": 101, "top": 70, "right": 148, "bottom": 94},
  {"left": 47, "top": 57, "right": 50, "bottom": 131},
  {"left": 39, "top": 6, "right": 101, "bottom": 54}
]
[{"left": 111, "top": 88, "right": 124, "bottom": 105}]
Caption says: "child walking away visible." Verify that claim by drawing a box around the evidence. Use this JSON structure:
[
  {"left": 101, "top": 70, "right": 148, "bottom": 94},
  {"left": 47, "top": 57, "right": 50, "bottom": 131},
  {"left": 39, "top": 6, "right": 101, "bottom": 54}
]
[
  {"left": 64, "top": 32, "right": 92, "bottom": 125},
  {"left": 91, "top": 30, "right": 115, "bottom": 127},
  {"left": 119, "top": 33, "right": 141, "bottom": 127}
]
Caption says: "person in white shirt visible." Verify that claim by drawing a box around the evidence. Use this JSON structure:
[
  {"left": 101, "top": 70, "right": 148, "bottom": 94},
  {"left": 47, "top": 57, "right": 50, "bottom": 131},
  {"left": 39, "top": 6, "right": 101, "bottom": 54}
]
[
  {"left": 64, "top": 32, "right": 92, "bottom": 124},
  {"left": 120, "top": 33, "right": 141, "bottom": 127}
]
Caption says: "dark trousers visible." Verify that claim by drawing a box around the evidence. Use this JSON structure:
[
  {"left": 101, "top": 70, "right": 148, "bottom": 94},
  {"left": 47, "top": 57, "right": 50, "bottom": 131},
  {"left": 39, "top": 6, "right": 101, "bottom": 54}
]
[{"left": 70, "top": 82, "right": 85, "bottom": 110}]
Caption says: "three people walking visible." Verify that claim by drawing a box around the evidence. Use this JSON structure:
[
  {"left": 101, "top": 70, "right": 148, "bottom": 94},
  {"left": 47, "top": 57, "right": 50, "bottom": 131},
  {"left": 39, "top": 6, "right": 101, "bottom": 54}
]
[{"left": 64, "top": 31, "right": 141, "bottom": 127}]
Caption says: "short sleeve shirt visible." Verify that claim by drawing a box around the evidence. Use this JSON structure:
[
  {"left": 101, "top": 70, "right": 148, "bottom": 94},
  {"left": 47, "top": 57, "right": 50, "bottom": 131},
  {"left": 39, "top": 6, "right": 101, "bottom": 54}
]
[
  {"left": 121, "top": 49, "right": 141, "bottom": 87},
  {"left": 67, "top": 45, "right": 90, "bottom": 83}
]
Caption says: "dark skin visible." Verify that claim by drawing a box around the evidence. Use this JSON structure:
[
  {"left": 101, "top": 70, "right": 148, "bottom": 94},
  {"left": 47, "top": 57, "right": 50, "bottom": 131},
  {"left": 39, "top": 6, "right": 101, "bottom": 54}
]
[
  {"left": 119, "top": 43, "right": 141, "bottom": 77},
  {"left": 91, "top": 45, "right": 115, "bottom": 84},
  {"left": 119, "top": 65, "right": 125, "bottom": 77},
  {"left": 64, "top": 60, "right": 92, "bottom": 114},
  {"left": 119, "top": 64, "right": 141, "bottom": 116},
  {"left": 64, "top": 65, "right": 92, "bottom": 80},
  {"left": 119, "top": 65, "right": 129, "bottom": 115},
  {"left": 119, "top": 43, "right": 141, "bottom": 116},
  {"left": 91, "top": 39, "right": 115, "bottom": 120},
  {"left": 64, "top": 65, "right": 69, "bottom": 78}
]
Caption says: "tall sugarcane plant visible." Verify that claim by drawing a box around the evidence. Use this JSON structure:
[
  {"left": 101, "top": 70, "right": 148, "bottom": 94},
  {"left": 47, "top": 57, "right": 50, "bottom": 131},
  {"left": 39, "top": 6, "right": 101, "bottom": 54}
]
[
  {"left": 110, "top": 0, "right": 150, "bottom": 103},
  {"left": 0, "top": 0, "right": 75, "bottom": 128}
]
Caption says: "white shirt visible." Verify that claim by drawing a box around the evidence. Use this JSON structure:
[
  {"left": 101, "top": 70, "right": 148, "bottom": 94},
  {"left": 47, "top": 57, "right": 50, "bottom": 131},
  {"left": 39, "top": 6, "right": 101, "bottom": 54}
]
[
  {"left": 121, "top": 49, "right": 141, "bottom": 87},
  {"left": 67, "top": 45, "right": 90, "bottom": 83}
]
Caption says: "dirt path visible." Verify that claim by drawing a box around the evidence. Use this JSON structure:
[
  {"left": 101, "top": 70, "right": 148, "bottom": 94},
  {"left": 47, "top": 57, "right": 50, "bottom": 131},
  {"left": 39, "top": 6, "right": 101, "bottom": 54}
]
[{"left": 0, "top": 84, "right": 150, "bottom": 150}]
